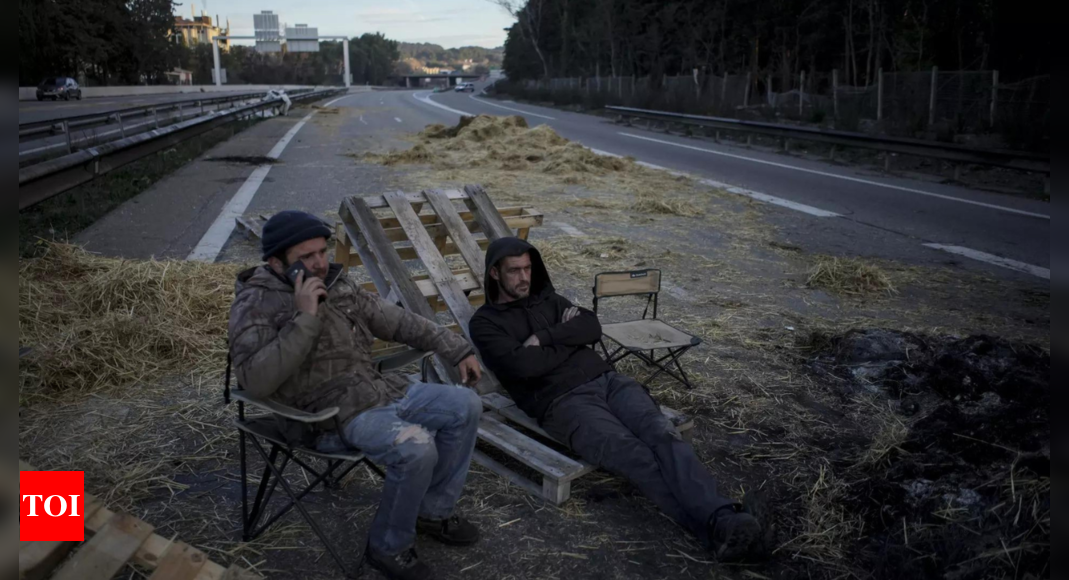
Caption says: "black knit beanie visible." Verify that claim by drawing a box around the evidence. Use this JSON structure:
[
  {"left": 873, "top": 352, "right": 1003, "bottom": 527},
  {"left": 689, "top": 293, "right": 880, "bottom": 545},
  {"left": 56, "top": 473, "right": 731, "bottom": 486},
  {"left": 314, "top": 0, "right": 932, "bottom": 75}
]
[{"left": 261, "top": 211, "right": 333, "bottom": 261}]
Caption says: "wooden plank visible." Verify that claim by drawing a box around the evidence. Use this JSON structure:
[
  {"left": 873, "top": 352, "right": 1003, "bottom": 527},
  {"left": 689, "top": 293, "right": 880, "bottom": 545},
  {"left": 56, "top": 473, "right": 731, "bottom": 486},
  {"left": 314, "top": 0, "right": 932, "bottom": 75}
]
[
  {"left": 192, "top": 563, "right": 230, "bottom": 580},
  {"left": 376, "top": 206, "right": 529, "bottom": 230},
  {"left": 234, "top": 217, "right": 264, "bottom": 241},
  {"left": 347, "top": 239, "right": 491, "bottom": 266},
  {"left": 149, "top": 542, "right": 208, "bottom": 580},
  {"left": 463, "top": 185, "right": 513, "bottom": 241},
  {"left": 385, "top": 191, "right": 500, "bottom": 394},
  {"left": 344, "top": 195, "right": 460, "bottom": 385},
  {"left": 20, "top": 494, "right": 106, "bottom": 580},
  {"left": 362, "top": 189, "right": 463, "bottom": 210},
  {"left": 379, "top": 213, "right": 543, "bottom": 243},
  {"left": 333, "top": 224, "right": 351, "bottom": 268},
  {"left": 425, "top": 189, "right": 487, "bottom": 288},
  {"left": 472, "top": 449, "right": 550, "bottom": 501},
  {"left": 53, "top": 513, "right": 154, "bottom": 580},
  {"left": 477, "top": 415, "right": 586, "bottom": 481},
  {"left": 340, "top": 216, "right": 388, "bottom": 295}
]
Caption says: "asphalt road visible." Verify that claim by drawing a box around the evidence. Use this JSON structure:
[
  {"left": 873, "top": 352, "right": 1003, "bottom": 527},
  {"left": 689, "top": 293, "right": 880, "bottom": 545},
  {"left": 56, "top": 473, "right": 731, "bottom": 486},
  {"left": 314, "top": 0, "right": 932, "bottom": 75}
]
[
  {"left": 75, "top": 86, "right": 1049, "bottom": 284},
  {"left": 18, "top": 90, "right": 262, "bottom": 125},
  {"left": 418, "top": 87, "right": 1049, "bottom": 277}
]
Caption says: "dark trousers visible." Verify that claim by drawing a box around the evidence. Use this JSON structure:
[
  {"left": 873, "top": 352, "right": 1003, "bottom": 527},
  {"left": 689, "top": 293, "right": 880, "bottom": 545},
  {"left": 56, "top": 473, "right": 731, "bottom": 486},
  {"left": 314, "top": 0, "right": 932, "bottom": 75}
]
[{"left": 542, "top": 372, "right": 734, "bottom": 540}]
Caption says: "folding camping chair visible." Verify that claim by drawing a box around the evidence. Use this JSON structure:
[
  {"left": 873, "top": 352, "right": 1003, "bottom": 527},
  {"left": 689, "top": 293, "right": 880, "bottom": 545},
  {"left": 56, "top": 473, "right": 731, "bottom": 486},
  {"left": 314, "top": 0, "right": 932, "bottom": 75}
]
[
  {"left": 593, "top": 269, "right": 702, "bottom": 390},
  {"left": 224, "top": 349, "right": 432, "bottom": 579}
]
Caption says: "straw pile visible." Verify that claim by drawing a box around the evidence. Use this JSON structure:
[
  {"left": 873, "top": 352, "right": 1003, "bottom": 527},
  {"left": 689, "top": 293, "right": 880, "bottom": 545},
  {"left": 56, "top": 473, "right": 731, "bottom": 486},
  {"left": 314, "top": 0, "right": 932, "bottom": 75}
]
[
  {"left": 373, "top": 115, "right": 636, "bottom": 177},
  {"left": 806, "top": 256, "right": 897, "bottom": 297},
  {"left": 19, "top": 243, "right": 240, "bottom": 396}
]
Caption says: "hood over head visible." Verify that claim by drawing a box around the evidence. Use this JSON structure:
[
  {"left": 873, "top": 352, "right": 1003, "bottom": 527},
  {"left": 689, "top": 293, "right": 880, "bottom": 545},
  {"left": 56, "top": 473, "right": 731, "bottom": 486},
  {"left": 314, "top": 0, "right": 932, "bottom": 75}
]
[{"left": 483, "top": 237, "right": 553, "bottom": 307}]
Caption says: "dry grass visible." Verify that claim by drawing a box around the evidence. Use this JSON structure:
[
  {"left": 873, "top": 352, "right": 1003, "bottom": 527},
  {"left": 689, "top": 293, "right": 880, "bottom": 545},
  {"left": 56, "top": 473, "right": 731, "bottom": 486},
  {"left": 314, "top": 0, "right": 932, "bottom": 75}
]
[
  {"left": 806, "top": 257, "right": 898, "bottom": 298},
  {"left": 629, "top": 193, "right": 705, "bottom": 217},
  {"left": 19, "top": 243, "right": 242, "bottom": 397},
  {"left": 777, "top": 463, "right": 864, "bottom": 566},
  {"left": 855, "top": 398, "right": 910, "bottom": 467}
]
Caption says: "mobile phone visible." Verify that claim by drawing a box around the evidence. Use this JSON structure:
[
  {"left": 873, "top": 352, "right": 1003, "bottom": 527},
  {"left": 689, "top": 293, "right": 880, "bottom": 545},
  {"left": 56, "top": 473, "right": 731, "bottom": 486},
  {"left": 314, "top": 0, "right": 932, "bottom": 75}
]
[
  {"left": 285, "top": 262, "right": 326, "bottom": 303},
  {"left": 285, "top": 261, "right": 312, "bottom": 285}
]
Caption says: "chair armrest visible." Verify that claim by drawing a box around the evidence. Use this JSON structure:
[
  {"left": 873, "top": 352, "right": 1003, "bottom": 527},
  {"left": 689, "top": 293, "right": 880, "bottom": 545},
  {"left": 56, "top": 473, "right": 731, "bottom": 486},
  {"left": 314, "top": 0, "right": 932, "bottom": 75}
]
[
  {"left": 231, "top": 390, "right": 339, "bottom": 424},
  {"left": 376, "top": 349, "right": 433, "bottom": 374}
]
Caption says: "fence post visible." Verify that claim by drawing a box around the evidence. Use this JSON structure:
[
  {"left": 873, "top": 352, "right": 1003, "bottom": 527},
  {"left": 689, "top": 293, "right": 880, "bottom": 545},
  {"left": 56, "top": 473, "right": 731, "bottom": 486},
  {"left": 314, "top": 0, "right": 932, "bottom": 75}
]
[
  {"left": 722, "top": 74, "right": 730, "bottom": 113},
  {"left": 832, "top": 69, "right": 840, "bottom": 120},
  {"left": 799, "top": 71, "right": 806, "bottom": 116},
  {"left": 631, "top": 75, "right": 636, "bottom": 99},
  {"left": 744, "top": 72, "right": 752, "bottom": 108},
  {"left": 62, "top": 121, "right": 73, "bottom": 154},
  {"left": 877, "top": 69, "right": 884, "bottom": 121},
  {"left": 929, "top": 66, "right": 938, "bottom": 127},
  {"left": 990, "top": 70, "right": 999, "bottom": 127},
  {"left": 619, "top": 76, "right": 624, "bottom": 100},
  {"left": 767, "top": 75, "right": 773, "bottom": 106}
]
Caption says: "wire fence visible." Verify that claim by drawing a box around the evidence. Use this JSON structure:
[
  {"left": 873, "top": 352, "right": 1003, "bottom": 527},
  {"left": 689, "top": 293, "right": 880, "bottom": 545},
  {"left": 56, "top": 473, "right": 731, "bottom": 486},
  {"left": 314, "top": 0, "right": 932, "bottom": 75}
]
[{"left": 498, "top": 69, "right": 1049, "bottom": 152}]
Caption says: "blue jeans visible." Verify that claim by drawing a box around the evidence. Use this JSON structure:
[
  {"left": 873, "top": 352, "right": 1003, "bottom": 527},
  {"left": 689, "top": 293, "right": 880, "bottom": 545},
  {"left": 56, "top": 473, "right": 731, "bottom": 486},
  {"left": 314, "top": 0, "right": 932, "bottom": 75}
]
[{"left": 343, "top": 383, "right": 482, "bottom": 556}]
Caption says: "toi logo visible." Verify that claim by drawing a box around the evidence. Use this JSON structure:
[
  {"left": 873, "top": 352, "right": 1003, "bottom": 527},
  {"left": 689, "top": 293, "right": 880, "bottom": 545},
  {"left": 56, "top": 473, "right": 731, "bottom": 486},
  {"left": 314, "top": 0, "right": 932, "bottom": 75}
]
[{"left": 20, "top": 471, "right": 85, "bottom": 542}]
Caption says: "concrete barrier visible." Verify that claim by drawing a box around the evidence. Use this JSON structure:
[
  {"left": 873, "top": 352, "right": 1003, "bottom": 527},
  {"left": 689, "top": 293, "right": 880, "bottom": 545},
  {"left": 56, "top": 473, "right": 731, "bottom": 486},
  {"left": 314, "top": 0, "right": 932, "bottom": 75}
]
[{"left": 20, "top": 85, "right": 369, "bottom": 102}]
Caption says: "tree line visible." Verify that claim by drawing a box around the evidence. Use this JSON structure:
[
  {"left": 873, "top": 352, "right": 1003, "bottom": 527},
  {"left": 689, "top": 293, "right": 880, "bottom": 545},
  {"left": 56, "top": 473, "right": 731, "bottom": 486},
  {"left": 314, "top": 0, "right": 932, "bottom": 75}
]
[
  {"left": 495, "top": 0, "right": 1050, "bottom": 85},
  {"left": 19, "top": 0, "right": 401, "bottom": 87},
  {"left": 19, "top": 0, "right": 177, "bottom": 86}
]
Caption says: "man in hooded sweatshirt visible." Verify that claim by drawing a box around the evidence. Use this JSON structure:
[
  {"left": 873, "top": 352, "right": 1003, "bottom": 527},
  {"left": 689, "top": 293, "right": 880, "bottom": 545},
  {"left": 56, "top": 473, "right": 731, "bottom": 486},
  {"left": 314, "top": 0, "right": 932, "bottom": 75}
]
[
  {"left": 469, "top": 238, "right": 763, "bottom": 562},
  {"left": 228, "top": 211, "right": 484, "bottom": 580}
]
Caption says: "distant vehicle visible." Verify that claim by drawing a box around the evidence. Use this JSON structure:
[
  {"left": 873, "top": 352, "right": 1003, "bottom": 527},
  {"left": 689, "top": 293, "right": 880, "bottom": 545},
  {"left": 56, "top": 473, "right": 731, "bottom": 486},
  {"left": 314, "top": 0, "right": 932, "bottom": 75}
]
[
  {"left": 37, "top": 77, "right": 82, "bottom": 101},
  {"left": 454, "top": 82, "right": 476, "bottom": 93}
]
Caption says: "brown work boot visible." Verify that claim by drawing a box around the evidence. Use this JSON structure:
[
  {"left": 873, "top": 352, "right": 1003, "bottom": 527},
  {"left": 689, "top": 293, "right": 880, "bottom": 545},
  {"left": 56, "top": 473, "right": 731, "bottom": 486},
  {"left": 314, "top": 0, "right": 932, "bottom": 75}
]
[
  {"left": 416, "top": 515, "right": 481, "bottom": 546},
  {"left": 708, "top": 506, "right": 763, "bottom": 562},
  {"left": 365, "top": 544, "right": 434, "bottom": 580}
]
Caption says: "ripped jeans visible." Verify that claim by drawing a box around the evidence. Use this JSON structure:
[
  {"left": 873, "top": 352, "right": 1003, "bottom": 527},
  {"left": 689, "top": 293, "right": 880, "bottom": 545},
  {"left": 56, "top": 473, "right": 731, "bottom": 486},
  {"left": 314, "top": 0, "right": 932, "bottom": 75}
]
[{"left": 343, "top": 383, "right": 482, "bottom": 556}]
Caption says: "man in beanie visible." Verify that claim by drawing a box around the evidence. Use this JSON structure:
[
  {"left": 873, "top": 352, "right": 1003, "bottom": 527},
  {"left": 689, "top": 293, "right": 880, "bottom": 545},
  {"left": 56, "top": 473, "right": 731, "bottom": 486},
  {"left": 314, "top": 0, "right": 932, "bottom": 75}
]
[
  {"left": 469, "top": 238, "right": 764, "bottom": 563},
  {"left": 229, "top": 211, "right": 484, "bottom": 580}
]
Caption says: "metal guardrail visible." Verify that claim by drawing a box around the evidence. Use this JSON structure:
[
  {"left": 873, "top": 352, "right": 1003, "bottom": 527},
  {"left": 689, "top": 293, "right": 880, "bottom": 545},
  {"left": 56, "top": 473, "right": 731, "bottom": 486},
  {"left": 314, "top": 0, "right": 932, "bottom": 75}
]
[
  {"left": 18, "top": 88, "right": 345, "bottom": 210},
  {"left": 606, "top": 106, "right": 1050, "bottom": 175}
]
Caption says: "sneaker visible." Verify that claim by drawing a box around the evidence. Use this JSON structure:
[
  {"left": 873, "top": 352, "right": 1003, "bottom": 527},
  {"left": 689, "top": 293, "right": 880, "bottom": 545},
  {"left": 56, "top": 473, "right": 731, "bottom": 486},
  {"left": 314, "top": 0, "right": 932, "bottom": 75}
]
[
  {"left": 709, "top": 507, "right": 763, "bottom": 562},
  {"left": 365, "top": 544, "right": 434, "bottom": 580},
  {"left": 416, "top": 515, "right": 481, "bottom": 546}
]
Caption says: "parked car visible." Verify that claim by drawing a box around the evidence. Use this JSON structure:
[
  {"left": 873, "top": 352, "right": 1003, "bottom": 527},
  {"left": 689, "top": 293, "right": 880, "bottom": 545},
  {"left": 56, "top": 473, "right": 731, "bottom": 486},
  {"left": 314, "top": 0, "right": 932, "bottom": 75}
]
[
  {"left": 454, "top": 82, "right": 476, "bottom": 93},
  {"left": 37, "top": 77, "right": 82, "bottom": 101}
]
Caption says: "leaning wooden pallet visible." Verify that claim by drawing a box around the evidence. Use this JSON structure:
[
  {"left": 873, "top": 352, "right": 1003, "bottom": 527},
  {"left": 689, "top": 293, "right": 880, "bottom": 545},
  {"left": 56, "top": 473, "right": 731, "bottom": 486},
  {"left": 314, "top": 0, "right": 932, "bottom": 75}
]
[
  {"left": 18, "top": 461, "right": 260, "bottom": 580},
  {"left": 336, "top": 185, "right": 695, "bottom": 506}
]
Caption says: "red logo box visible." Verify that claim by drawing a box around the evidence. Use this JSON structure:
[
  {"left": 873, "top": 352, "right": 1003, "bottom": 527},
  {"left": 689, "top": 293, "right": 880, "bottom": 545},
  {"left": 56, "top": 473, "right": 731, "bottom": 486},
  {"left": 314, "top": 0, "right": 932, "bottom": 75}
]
[{"left": 20, "top": 471, "right": 85, "bottom": 542}]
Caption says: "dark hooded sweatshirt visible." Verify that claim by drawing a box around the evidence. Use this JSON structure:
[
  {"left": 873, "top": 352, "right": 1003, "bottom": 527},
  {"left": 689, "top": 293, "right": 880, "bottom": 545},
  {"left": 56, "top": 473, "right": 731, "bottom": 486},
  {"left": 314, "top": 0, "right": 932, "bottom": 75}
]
[{"left": 470, "top": 238, "right": 612, "bottom": 421}]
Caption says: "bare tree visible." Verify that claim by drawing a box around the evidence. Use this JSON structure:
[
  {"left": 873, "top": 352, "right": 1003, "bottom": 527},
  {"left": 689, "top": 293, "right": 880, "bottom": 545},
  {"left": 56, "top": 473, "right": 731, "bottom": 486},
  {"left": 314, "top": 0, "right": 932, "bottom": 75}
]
[{"left": 491, "top": 0, "right": 551, "bottom": 78}]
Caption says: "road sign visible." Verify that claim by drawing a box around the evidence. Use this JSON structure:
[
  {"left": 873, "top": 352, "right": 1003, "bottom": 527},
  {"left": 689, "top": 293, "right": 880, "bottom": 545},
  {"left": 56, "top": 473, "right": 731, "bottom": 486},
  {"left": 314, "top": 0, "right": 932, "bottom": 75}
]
[
  {"left": 254, "top": 11, "right": 281, "bottom": 53},
  {"left": 286, "top": 24, "right": 319, "bottom": 53}
]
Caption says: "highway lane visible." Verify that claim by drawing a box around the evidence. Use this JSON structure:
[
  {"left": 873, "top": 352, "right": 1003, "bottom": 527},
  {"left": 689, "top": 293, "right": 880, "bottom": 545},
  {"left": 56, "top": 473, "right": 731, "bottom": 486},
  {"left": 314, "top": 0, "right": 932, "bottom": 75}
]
[
  {"left": 18, "top": 90, "right": 262, "bottom": 125},
  {"left": 410, "top": 87, "right": 1048, "bottom": 277}
]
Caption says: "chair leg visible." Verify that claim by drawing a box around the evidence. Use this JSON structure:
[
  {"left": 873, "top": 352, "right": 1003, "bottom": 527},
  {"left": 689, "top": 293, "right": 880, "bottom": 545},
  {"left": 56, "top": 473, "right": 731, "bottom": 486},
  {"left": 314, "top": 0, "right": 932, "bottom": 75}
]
[
  {"left": 248, "top": 436, "right": 355, "bottom": 578},
  {"left": 239, "top": 430, "right": 250, "bottom": 540},
  {"left": 250, "top": 453, "right": 288, "bottom": 535}
]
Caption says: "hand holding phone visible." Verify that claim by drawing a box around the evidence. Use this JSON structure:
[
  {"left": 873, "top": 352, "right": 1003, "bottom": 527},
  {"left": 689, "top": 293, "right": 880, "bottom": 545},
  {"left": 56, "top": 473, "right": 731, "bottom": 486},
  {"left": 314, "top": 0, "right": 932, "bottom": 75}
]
[{"left": 289, "top": 263, "right": 327, "bottom": 316}]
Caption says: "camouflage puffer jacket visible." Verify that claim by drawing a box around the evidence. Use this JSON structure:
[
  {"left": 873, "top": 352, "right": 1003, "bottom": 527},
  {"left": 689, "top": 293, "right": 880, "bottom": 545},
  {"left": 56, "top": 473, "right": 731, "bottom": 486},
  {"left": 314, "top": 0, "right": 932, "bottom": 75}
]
[{"left": 228, "top": 264, "right": 472, "bottom": 429}]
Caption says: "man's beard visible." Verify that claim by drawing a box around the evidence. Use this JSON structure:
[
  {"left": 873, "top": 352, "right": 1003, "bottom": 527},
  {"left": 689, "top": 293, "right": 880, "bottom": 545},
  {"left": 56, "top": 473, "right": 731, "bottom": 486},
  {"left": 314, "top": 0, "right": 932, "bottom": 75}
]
[{"left": 500, "top": 282, "right": 530, "bottom": 301}]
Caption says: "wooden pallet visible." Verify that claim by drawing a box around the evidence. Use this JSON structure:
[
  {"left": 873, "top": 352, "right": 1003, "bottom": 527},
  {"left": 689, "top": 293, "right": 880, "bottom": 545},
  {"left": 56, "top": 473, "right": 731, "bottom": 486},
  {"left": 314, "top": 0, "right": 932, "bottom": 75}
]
[
  {"left": 337, "top": 185, "right": 694, "bottom": 506},
  {"left": 18, "top": 462, "right": 259, "bottom": 580}
]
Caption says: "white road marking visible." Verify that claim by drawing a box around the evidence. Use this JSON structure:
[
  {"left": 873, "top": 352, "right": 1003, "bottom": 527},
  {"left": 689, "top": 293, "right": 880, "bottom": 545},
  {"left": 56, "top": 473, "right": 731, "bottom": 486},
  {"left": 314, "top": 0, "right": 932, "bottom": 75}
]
[
  {"left": 619, "top": 133, "right": 1050, "bottom": 221},
  {"left": 589, "top": 149, "right": 841, "bottom": 218},
  {"left": 413, "top": 92, "right": 473, "bottom": 117},
  {"left": 395, "top": 117, "right": 403, "bottom": 124},
  {"left": 359, "top": 115, "right": 367, "bottom": 125},
  {"left": 187, "top": 94, "right": 358, "bottom": 263},
  {"left": 923, "top": 244, "right": 1050, "bottom": 280},
  {"left": 468, "top": 95, "right": 556, "bottom": 120},
  {"left": 550, "top": 222, "right": 587, "bottom": 237}
]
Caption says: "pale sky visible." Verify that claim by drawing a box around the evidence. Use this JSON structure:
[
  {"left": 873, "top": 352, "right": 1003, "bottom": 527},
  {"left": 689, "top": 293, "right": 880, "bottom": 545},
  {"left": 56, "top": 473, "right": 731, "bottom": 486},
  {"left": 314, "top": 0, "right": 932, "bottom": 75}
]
[{"left": 175, "top": 0, "right": 515, "bottom": 49}]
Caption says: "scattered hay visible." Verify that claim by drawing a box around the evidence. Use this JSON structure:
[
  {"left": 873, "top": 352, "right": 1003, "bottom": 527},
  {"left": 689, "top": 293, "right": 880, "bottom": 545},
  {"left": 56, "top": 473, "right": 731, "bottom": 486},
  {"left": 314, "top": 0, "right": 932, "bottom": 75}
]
[
  {"left": 806, "top": 257, "right": 897, "bottom": 297},
  {"left": 19, "top": 243, "right": 241, "bottom": 396},
  {"left": 629, "top": 193, "right": 704, "bottom": 217},
  {"left": 368, "top": 115, "right": 640, "bottom": 179},
  {"left": 777, "top": 463, "right": 864, "bottom": 565}
]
